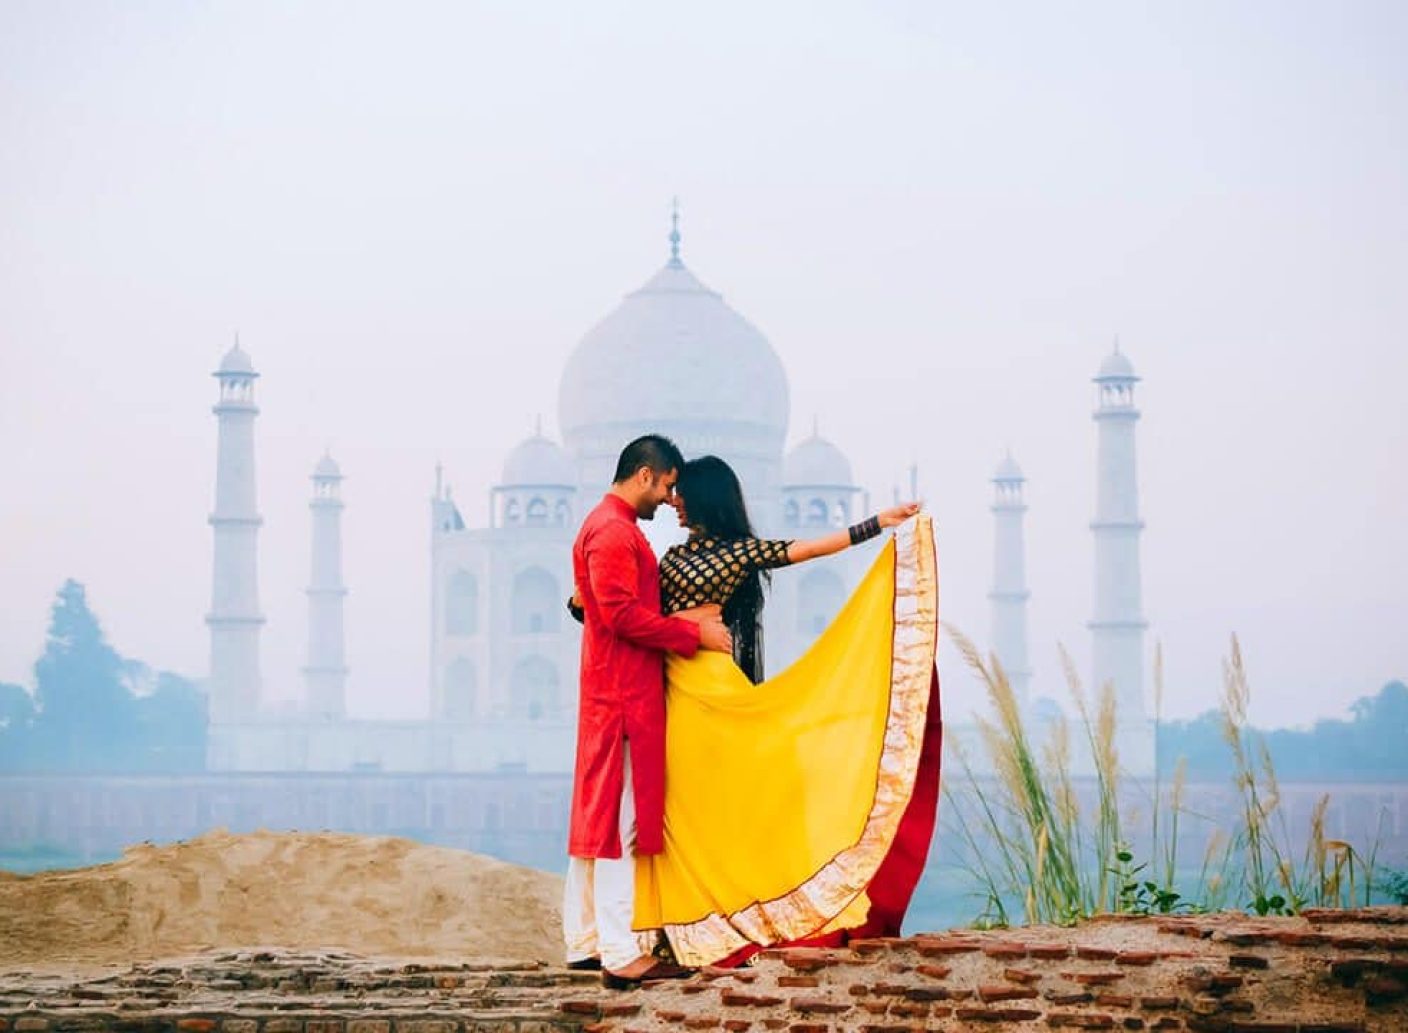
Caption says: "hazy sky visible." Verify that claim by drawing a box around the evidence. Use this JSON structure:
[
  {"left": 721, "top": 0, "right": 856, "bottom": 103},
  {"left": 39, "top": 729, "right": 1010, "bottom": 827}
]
[{"left": 2, "top": 1, "right": 1404, "bottom": 729}]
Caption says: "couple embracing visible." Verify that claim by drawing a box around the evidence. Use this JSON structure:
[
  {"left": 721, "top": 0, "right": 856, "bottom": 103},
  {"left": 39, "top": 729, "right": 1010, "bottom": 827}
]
[{"left": 563, "top": 434, "right": 942, "bottom": 989}]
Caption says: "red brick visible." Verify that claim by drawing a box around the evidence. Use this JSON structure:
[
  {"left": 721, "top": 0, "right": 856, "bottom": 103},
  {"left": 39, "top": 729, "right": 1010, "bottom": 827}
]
[
  {"left": 1227, "top": 955, "right": 1268, "bottom": 970},
  {"left": 781, "top": 949, "right": 843, "bottom": 972},
  {"left": 889, "top": 1002, "right": 929, "bottom": 1018},
  {"left": 684, "top": 1019, "right": 721, "bottom": 1030},
  {"left": 178, "top": 1022, "right": 218, "bottom": 1033},
  {"left": 870, "top": 982, "right": 909, "bottom": 997},
  {"left": 657, "top": 1008, "right": 687, "bottom": 1022},
  {"left": 994, "top": 1010, "right": 1042, "bottom": 1022},
  {"left": 1005, "top": 967, "right": 1042, "bottom": 984},
  {"left": 790, "top": 998, "right": 850, "bottom": 1014},
  {"left": 1030, "top": 944, "right": 1075, "bottom": 959},
  {"left": 913, "top": 936, "right": 982, "bottom": 956},
  {"left": 1363, "top": 974, "right": 1406, "bottom": 1002},
  {"left": 1116, "top": 951, "right": 1160, "bottom": 966},
  {"left": 684, "top": 982, "right": 712, "bottom": 994},
  {"left": 954, "top": 1008, "right": 1006, "bottom": 1022},
  {"left": 1124, "top": 1022, "right": 1146, "bottom": 1031},
  {"left": 722, "top": 1023, "right": 752, "bottom": 1032},
  {"left": 846, "top": 983, "right": 871, "bottom": 996},
  {"left": 1149, "top": 1020, "right": 1182, "bottom": 1030},
  {"left": 602, "top": 1003, "right": 643, "bottom": 1017},
  {"left": 983, "top": 943, "right": 1030, "bottom": 959},
  {"left": 856, "top": 1027, "right": 915, "bottom": 1033},
  {"left": 1046, "top": 991, "right": 1094, "bottom": 1005},
  {"left": 916, "top": 964, "right": 951, "bottom": 979},
  {"left": 776, "top": 976, "right": 819, "bottom": 988},
  {"left": 1270, "top": 930, "right": 1327, "bottom": 947},
  {"left": 848, "top": 937, "right": 908, "bottom": 955},
  {"left": 1048, "top": 1016, "right": 1116, "bottom": 1029},
  {"left": 978, "top": 984, "right": 1038, "bottom": 1002},
  {"left": 761, "top": 1022, "right": 787, "bottom": 1031},
  {"left": 1330, "top": 935, "right": 1376, "bottom": 949},
  {"left": 561, "top": 1001, "right": 602, "bottom": 1016},
  {"left": 1140, "top": 996, "right": 1180, "bottom": 1010},
  {"left": 786, "top": 1025, "right": 829, "bottom": 1033},
  {"left": 1078, "top": 946, "right": 1120, "bottom": 960},
  {"left": 858, "top": 1000, "right": 889, "bottom": 1015},
  {"left": 1095, "top": 992, "right": 1134, "bottom": 1008},
  {"left": 1222, "top": 931, "right": 1275, "bottom": 947},
  {"left": 1066, "top": 971, "right": 1125, "bottom": 985},
  {"left": 902, "top": 987, "right": 950, "bottom": 1001},
  {"left": 1227, "top": 1025, "right": 1293, "bottom": 1033},
  {"left": 721, "top": 990, "right": 784, "bottom": 1007}
]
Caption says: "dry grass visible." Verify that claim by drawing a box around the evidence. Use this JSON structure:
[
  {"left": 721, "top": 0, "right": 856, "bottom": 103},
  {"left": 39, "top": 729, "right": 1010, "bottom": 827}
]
[{"left": 940, "top": 628, "right": 1383, "bottom": 925}]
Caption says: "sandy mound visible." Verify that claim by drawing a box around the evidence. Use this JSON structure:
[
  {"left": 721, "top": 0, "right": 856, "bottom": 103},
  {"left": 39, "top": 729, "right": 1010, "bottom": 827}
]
[{"left": 0, "top": 829, "right": 564, "bottom": 967}]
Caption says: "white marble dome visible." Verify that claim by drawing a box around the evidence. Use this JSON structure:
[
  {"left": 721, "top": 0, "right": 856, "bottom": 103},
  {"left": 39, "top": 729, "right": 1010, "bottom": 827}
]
[
  {"left": 502, "top": 434, "right": 575, "bottom": 487},
  {"left": 785, "top": 434, "right": 853, "bottom": 487},
  {"left": 993, "top": 452, "right": 1024, "bottom": 481},
  {"left": 218, "top": 342, "right": 256, "bottom": 375},
  {"left": 557, "top": 260, "right": 790, "bottom": 441},
  {"left": 1096, "top": 348, "right": 1137, "bottom": 380},
  {"left": 314, "top": 452, "right": 342, "bottom": 479}
]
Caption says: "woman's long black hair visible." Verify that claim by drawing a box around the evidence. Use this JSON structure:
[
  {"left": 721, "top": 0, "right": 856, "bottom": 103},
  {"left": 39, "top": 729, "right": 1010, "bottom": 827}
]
[{"left": 675, "top": 455, "right": 770, "bottom": 679}]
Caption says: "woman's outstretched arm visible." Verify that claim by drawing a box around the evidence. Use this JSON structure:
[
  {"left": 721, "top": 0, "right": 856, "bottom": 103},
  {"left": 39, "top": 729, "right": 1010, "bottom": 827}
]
[{"left": 786, "top": 502, "right": 921, "bottom": 564}]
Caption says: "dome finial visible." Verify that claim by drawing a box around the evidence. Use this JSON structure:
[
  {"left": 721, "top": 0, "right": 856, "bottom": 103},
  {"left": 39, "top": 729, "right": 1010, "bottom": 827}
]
[
  {"left": 812, "top": 414, "right": 819, "bottom": 438},
  {"left": 669, "top": 196, "right": 682, "bottom": 266},
  {"left": 1113, "top": 333, "right": 1121, "bottom": 354}
]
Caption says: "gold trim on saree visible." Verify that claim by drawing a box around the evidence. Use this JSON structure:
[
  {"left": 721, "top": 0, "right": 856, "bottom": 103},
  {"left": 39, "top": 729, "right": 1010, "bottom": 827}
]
[{"left": 661, "top": 515, "right": 939, "bottom": 966}]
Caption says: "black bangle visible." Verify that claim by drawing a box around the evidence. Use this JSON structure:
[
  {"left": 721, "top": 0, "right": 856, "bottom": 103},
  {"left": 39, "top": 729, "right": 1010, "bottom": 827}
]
[{"left": 848, "top": 515, "right": 882, "bottom": 545}]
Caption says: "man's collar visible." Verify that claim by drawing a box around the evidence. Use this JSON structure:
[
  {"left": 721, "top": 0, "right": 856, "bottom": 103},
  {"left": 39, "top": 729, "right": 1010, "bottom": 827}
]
[{"left": 602, "top": 493, "right": 637, "bottom": 520}]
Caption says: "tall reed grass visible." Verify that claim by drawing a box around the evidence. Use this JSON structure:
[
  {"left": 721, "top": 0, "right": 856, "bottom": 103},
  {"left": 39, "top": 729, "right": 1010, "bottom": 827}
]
[{"left": 941, "top": 629, "right": 1383, "bottom": 925}]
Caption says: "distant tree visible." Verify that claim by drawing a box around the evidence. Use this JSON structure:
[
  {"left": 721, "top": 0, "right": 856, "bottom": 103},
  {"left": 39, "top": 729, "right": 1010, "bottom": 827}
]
[
  {"left": 30, "top": 580, "right": 140, "bottom": 771},
  {"left": 0, "top": 682, "right": 37, "bottom": 770},
  {"left": 1160, "top": 680, "right": 1408, "bottom": 782},
  {"left": 131, "top": 668, "right": 208, "bottom": 771}
]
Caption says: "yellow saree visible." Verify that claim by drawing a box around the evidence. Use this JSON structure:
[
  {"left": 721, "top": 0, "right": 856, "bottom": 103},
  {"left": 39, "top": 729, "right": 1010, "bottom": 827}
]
[{"left": 634, "top": 515, "right": 940, "bottom": 967}]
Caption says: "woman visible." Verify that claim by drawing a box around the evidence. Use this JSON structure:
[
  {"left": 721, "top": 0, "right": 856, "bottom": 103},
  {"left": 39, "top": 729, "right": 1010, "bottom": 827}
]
[{"left": 632, "top": 455, "right": 942, "bottom": 969}]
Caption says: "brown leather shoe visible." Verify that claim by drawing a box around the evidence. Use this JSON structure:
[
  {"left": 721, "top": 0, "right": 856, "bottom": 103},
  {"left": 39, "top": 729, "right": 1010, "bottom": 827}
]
[
  {"left": 566, "top": 956, "right": 602, "bottom": 971},
  {"left": 601, "top": 959, "right": 693, "bottom": 990}
]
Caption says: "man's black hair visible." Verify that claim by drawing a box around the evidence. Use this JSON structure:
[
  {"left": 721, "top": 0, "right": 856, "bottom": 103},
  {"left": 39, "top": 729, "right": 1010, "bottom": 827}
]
[{"left": 612, "top": 434, "right": 685, "bottom": 484}]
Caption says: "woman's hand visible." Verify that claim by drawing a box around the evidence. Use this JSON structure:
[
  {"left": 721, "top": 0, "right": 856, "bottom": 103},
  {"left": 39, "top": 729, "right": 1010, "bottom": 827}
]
[
  {"left": 672, "top": 603, "right": 723, "bottom": 625},
  {"left": 878, "top": 501, "right": 921, "bottom": 528}
]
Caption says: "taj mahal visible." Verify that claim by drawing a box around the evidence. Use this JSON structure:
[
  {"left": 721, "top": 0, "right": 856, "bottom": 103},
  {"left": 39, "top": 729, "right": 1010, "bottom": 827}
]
[{"left": 205, "top": 217, "right": 1155, "bottom": 776}]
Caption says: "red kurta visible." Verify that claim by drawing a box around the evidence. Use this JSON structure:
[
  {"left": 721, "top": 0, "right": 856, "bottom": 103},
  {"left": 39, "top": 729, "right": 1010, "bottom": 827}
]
[{"left": 568, "top": 494, "right": 701, "bottom": 858}]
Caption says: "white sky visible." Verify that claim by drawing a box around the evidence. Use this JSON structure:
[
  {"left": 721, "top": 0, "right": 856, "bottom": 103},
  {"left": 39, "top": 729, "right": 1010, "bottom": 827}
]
[{"left": 2, "top": 0, "right": 1405, "bottom": 729}]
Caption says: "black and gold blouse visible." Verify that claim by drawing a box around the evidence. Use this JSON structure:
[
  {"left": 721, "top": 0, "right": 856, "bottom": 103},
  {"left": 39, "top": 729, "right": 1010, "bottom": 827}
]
[{"left": 660, "top": 534, "right": 794, "bottom": 683}]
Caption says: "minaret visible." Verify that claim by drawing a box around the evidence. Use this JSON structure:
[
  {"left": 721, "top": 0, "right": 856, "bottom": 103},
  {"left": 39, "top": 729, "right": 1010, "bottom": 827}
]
[
  {"left": 1089, "top": 340, "right": 1153, "bottom": 774},
  {"left": 989, "top": 452, "right": 1032, "bottom": 710},
  {"left": 304, "top": 451, "right": 348, "bottom": 719},
  {"left": 207, "top": 337, "right": 264, "bottom": 723}
]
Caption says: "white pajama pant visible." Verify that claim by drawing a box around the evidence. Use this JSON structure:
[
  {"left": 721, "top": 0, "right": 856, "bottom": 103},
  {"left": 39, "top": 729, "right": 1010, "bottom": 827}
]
[{"left": 562, "top": 741, "right": 656, "bottom": 971}]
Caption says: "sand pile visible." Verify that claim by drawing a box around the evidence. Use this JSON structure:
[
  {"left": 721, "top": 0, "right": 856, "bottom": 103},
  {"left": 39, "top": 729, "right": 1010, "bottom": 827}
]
[{"left": 0, "top": 829, "right": 564, "bottom": 966}]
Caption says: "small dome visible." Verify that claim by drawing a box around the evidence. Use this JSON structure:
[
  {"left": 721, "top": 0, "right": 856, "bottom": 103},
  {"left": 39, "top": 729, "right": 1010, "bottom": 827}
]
[
  {"left": 1096, "top": 348, "right": 1137, "bottom": 381},
  {"left": 218, "top": 341, "right": 256, "bottom": 375},
  {"left": 502, "top": 434, "right": 575, "bottom": 487},
  {"left": 785, "top": 434, "right": 853, "bottom": 487},
  {"left": 314, "top": 452, "right": 342, "bottom": 479},
  {"left": 993, "top": 452, "right": 1024, "bottom": 481}
]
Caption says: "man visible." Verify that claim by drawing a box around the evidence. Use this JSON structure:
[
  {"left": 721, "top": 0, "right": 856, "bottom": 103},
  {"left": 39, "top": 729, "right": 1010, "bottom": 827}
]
[{"left": 563, "top": 434, "right": 733, "bottom": 989}]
